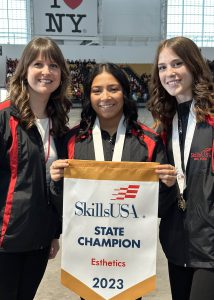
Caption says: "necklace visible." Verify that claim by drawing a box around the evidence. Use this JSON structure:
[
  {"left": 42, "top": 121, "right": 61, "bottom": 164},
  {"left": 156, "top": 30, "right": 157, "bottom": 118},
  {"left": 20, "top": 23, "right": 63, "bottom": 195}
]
[
  {"left": 35, "top": 118, "right": 51, "bottom": 163},
  {"left": 109, "top": 134, "right": 116, "bottom": 152}
]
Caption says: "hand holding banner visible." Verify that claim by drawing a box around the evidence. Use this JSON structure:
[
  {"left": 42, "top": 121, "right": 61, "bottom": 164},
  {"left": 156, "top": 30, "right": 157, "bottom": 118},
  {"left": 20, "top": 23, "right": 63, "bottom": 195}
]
[{"left": 61, "top": 160, "right": 159, "bottom": 300}]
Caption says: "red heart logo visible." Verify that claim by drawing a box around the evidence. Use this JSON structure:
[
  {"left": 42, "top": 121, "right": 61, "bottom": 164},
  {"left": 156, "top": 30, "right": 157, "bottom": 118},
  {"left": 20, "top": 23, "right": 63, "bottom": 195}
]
[{"left": 64, "top": 0, "right": 83, "bottom": 9}]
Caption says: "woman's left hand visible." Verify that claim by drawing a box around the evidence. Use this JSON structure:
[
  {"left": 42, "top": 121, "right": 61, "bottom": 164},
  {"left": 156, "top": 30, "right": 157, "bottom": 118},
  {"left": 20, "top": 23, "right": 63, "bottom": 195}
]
[
  {"left": 49, "top": 239, "right": 60, "bottom": 259},
  {"left": 155, "top": 164, "right": 177, "bottom": 187}
]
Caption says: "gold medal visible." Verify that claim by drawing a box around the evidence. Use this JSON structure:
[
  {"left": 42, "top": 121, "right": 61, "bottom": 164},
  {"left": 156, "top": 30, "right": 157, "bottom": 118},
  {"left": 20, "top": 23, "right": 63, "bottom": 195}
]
[{"left": 178, "top": 194, "right": 186, "bottom": 211}]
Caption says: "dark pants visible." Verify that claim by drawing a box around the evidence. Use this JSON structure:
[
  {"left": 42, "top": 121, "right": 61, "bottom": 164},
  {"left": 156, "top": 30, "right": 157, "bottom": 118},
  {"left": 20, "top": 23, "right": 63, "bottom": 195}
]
[
  {"left": 0, "top": 247, "right": 50, "bottom": 300},
  {"left": 168, "top": 261, "right": 214, "bottom": 300}
]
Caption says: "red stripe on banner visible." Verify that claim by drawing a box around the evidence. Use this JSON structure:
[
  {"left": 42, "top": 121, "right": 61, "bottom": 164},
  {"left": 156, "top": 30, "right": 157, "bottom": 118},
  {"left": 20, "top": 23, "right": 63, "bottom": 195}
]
[
  {"left": 125, "top": 195, "right": 136, "bottom": 198},
  {"left": 128, "top": 185, "right": 140, "bottom": 188},
  {"left": 111, "top": 197, "right": 125, "bottom": 200},
  {"left": 112, "top": 185, "right": 140, "bottom": 200},
  {"left": 126, "top": 190, "right": 138, "bottom": 194},
  {"left": 0, "top": 117, "right": 18, "bottom": 246}
]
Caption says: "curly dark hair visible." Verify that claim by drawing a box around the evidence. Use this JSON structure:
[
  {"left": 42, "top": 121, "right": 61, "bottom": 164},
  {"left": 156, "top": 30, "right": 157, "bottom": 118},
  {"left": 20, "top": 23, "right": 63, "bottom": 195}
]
[
  {"left": 78, "top": 63, "right": 143, "bottom": 137},
  {"left": 7, "top": 37, "right": 71, "bottom": 136},
  {"left": 147, "top": 36, "right": 214, "bottom": 129}
]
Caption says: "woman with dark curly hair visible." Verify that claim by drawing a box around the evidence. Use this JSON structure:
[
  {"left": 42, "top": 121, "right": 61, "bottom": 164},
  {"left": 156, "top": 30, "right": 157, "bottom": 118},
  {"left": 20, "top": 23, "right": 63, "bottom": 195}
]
[
  {"left": 50, "top": 63, "right": 177, "bottom": 300},
  {"left": 147, "top": 36, "right": 214, "bottom": 300},
  {"left": 0, "top": 37, "right": 71, "bottom": 299}
]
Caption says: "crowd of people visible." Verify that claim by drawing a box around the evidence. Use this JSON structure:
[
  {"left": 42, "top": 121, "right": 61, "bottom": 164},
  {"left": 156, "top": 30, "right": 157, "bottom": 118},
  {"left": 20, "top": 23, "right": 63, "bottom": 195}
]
[
  {"left": 0, "top": 36, "right": 213, "bottom": 300},
  {"left": 67, "top": 59, "right": 96, "bottom": 102},
  {"left": 6, "top": 56, "right": 214, "bottom": 107},
  {"left": 5, "top": 57, "right": 19, "bottom": 83},
  {"left": 5, "top": 57, "right": 151, "bottom": 105},
  {"left": 121, "top": 65, "right": 151, "bottom": 103}
]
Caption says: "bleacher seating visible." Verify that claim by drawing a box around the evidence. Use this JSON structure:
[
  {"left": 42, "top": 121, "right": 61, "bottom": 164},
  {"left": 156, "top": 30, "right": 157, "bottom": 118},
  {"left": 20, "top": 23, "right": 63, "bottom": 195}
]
[{"left": 122, "top": 65, "right": 150, "bottom": 105}]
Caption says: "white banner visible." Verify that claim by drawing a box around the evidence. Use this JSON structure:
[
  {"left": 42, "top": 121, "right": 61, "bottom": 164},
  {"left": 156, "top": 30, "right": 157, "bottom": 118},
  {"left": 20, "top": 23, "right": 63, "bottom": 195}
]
[
  {"left": 32, "top": 0, "right": 98, "bottom": 39},
  {"left": 61, "top": 160, "right": 159, "bottom": 299}
]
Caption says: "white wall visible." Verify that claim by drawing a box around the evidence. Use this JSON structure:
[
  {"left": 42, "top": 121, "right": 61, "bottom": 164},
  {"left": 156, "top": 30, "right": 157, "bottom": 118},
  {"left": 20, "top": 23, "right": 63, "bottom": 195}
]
[
  {"left": 102, "top": 0, "right": 161, "bottom": 39},
  {"left": 202, "top": 48, "right": 214, "bottom": 61}
]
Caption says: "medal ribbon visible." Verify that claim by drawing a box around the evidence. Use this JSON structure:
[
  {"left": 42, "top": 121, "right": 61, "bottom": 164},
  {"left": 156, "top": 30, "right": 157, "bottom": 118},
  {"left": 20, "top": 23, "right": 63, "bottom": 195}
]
[
  {"left": 92, "top": 115, "right": 126, "bottom": 161},
  {"left": 172, "top": 100, "right": 196, "bottom": 194}
]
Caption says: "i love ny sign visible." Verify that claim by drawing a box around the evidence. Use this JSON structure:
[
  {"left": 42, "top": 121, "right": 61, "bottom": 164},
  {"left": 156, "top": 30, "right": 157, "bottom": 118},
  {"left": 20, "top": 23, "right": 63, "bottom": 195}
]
[{"left": 32, "top": 0, "right": 98, "bottom": 38}]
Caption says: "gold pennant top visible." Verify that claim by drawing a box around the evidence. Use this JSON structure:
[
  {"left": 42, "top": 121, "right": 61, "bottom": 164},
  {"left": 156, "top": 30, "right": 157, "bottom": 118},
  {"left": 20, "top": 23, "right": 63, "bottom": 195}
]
[{"left": 64, "top": 159, "right": 159, "bottom": 182}]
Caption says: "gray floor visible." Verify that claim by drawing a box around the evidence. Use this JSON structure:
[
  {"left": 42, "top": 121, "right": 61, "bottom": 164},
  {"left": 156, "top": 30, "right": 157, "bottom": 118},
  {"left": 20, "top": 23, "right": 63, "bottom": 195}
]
[{"left": 35, "top": 108, "right": 171, "bottom": 300}]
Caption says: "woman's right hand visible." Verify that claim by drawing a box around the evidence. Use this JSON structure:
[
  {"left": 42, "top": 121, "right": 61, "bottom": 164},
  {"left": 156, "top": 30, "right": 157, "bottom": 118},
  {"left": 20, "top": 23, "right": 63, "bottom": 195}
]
[
  {"left": 50, "top": 159, "right": 69, "bottom": 182},
  {"left": 155, "top": 164, "right": 177, "bottom": 187}
]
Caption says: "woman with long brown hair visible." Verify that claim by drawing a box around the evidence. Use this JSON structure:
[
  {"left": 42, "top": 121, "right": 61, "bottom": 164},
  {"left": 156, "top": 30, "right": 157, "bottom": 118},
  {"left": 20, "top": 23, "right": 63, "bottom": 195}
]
[
  {"left": 148, "top": 36, "right": 214, "bottom": 300},
  {"left": 0, "top": 37, "right": 71, "bottom": 299}
]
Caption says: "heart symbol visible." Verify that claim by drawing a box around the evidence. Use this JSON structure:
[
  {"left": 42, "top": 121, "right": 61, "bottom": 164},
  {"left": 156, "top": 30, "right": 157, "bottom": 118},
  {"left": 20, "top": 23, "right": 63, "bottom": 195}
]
[{"left": 64, "top": 0, "right": 83, "bottom": 9}]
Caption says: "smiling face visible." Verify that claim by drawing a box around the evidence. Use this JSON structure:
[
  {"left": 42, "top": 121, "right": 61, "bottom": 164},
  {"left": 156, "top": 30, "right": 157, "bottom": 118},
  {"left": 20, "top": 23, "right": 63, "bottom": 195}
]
[
  {"left": 158, "top": 47, "right": 193, "bottom": 103},
  {"left": 27, "top": 53, "right": 61, "bottom": 102},
  {"left": 90, "top": 71, "right": 124, "bottom": 128}
]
